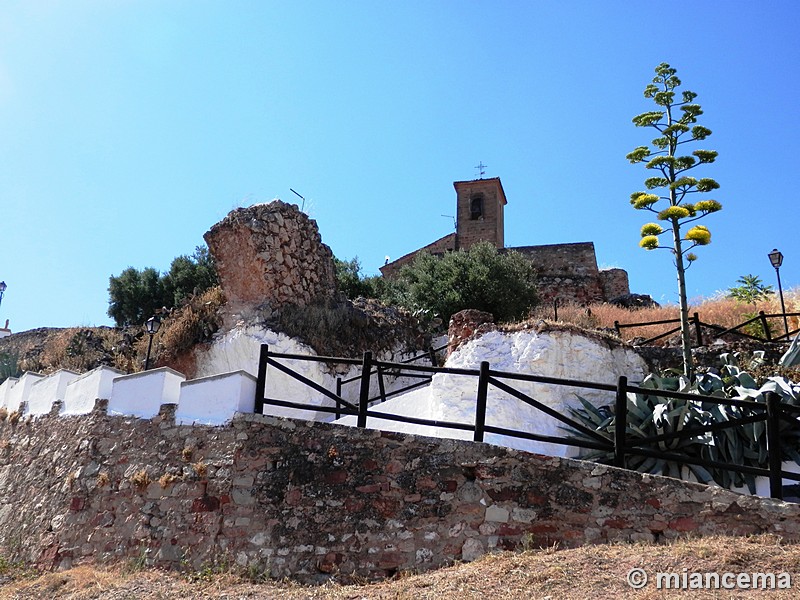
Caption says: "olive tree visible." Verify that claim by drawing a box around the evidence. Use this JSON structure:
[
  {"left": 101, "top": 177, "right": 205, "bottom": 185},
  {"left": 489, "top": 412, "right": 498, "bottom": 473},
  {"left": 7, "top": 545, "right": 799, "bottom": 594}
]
[{"left": 627, "top": 63, "right": 722, "bottom": 378}]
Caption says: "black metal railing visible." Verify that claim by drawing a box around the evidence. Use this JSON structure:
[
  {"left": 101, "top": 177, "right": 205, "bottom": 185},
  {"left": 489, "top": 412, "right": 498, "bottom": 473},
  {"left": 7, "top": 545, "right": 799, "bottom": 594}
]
[
  {"left": 333, "top": 343, "right": 447, "bottom": 413},
  {"left": 255, "top": 344, "right": 800, "bottom": 500},
  {"left": 614, "top": 311, "right": 800, "bottom": 346}
]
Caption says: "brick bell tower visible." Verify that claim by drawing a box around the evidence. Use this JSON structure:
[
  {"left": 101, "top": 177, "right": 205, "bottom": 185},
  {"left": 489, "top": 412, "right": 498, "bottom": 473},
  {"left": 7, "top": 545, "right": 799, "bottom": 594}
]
[{"left": 454, "top": 177, "right": 507, "bottom": 250}]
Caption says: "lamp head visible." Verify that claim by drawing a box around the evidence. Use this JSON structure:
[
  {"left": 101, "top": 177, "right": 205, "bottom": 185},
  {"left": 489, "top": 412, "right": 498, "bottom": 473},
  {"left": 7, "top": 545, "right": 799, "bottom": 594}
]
[
  {"left": 768, "top": 249, "right": 784, "bottom": 269},
  {"left": 145, "top": 315, "right": 162, "bottom": 335}
]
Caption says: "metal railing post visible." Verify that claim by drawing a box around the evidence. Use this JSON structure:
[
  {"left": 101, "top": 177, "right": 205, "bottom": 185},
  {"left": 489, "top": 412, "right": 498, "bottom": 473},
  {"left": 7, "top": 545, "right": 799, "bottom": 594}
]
[
  {"left": 693, "top": 312, "right": 703, "bottom": 346},
  {"left": 766, "top": 392, "right": 784, "bottom": 500},
  {"left": 255, "top": 344, "right": 269, "bottom": 415},
  {"left": 428, "top": 347, "right": 438, "bottom": 368},
  {"left": 614, "top": 320, "right": 621, "bottom": 337},
  {"left": 759, "top": 311, "right": 772, "bottom": 341},
  {"left": 377, "top": 364, "right": 387, "bottom": 403},
  {"left": 335, "top": 377, "right": 342, "bottom": 420},
  {"left": 614, "top": 376, "right": 628, "bottom": 468},
  {"left": 357, "top": 351, "right": 372, "bottom": 428},
  {"left": 474, "top": 361, "right": 490, "bottom": 442}
]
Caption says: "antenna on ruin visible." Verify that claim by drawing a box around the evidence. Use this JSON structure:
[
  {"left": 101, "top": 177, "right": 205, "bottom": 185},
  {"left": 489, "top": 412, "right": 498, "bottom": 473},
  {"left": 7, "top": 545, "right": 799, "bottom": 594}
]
[
  {"left": 289, "top": 188, "right": 306, "bottom": 212},
  {"left": 441, "top": 214, "right": 456, "bottom": 230},
  {"left": 474, "top": 161, "right": 487, "bottom": 178}
]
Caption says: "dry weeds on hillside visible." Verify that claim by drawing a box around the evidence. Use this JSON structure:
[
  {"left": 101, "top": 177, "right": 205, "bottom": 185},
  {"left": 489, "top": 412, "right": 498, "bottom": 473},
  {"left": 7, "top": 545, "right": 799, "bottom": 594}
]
[
  {"left": 531, "top": 289, "right": 800, "bottom": 345},
  {"left": 2, "top": 535, "right": 800, "bottom": 599}
]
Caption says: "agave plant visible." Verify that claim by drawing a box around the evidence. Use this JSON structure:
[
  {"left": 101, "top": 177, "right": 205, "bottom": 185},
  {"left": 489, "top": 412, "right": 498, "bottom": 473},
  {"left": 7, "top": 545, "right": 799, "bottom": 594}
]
[{"left": 567, "top": 352, "right": 800, "bottom": 493}]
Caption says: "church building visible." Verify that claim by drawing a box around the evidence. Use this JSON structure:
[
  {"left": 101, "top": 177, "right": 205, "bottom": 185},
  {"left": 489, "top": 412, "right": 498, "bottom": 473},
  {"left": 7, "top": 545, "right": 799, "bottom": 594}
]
[{"left": 380, "top": 177, "right": 630, "bottom": 306}]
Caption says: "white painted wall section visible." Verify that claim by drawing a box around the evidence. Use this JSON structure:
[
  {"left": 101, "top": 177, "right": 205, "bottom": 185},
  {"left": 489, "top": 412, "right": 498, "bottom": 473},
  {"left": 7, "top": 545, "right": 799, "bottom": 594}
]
[
  {"left": 196, "top": 324, "right": 437, "bottom": 422},
  {"left": 335, "top": 329, "right": 648, "bottom": 459},
  {"left": 62, "top": 366, "right": 125, "bottom": 415},
  {"left": 4, "top": 372, "right": 45, "bottom": 412},
  {"left": 0, "top": 377, "right": 18, "bottom": 410},
  {"left": 176, "top": 370, "right": 256, "bottom": 426},
  {"left": 25, "top": 369, "right": 80, "bottom": 416},
  {"left": 108, "top": 367, "right": 185, "bottom": 419}
]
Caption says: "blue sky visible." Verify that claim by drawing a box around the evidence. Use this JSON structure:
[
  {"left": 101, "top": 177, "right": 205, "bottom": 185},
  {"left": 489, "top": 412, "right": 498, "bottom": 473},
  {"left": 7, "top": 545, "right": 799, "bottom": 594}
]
[{"left": 1, "top": 1, "right": 798, "bottom": 332}]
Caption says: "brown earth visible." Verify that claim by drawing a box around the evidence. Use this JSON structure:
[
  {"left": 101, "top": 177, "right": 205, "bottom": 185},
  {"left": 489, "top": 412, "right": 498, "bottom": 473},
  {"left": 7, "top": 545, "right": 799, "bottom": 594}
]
[{"left": 2, "top": 535, "right": 800, "bottom": 599}]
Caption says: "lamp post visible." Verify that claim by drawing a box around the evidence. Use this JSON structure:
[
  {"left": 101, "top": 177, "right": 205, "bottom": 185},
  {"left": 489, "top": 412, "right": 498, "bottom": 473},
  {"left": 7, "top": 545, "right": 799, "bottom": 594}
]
[
  {"left": 144, "top": 315, "right": 161, "bottom": 371},
  {"left": 768, "top": 249, "right": 789, "bottom": 339},
  {"left": 0, "top": 281, "right": 5, "bottom": 310}
]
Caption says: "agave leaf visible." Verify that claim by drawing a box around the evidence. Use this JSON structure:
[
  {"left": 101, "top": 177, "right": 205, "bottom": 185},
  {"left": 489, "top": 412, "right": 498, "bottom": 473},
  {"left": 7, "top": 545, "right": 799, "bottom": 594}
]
[
  {"left": 783, "top": 446, "right": 800, "bottom": 467},
  {"left": 687, "top": 463, "right": 714, "bottom": 483},
  {"left": 737, "top": 372, "right": 758, "bottom": 390},
  {"left": 574, "top": 396, "right": 607, "bottom": 426},
  {"left": 734, "top": 386, "right": 762, "bottom": 400},
  {"left": 752, "top": 420, "right": 765, "bottom": 441},
  {"left": 626, "top": 398, "right": 649, "bottom": 421},
  {"left": 638, "top": 456, "right": 658, "bottom": 472},
  {"left": 744, "top": 473, "right": 757, "bottom": 495}
]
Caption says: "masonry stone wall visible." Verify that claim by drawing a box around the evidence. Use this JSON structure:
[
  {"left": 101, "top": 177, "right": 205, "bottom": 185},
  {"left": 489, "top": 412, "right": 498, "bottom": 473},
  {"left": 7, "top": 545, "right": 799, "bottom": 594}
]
[
  {"left": 599, "top": 268, "right": 631, "bottom": 302},
  {"left": 0, "top": 407, "right": 798, "bottom": 583},
  {"left": 379, "top": 233, "right": 457, "bottom": 278},
  {"left": 512, "top": 243, "right": 629, "bottom": 305},
  {"left": 204, "top": 201, "right": 337, "bottom": 321},
  {"left": 455, "top": 178, "right": 505, "bottom": 250}
]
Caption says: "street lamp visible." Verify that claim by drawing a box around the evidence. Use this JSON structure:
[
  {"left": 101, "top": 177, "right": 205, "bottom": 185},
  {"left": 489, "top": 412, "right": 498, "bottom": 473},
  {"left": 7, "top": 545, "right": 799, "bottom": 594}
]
[
  {"left": 144, "top": 315, "right": 162, "bottom": 371},
  {"left": 768, "top": 249, "right": 789, "bottom": 338},
  {"left": 0, "top": 281, "right": 5, "bottom": 309}
]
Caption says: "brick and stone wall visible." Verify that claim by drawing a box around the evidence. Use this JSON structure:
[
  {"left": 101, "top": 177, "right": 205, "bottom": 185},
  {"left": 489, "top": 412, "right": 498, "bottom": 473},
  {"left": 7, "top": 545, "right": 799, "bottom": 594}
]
[
  {"left": 512, "top": 243, "right": 629, "bottom": 305},
  {"left": 0, "top": 405, "right": 798, "bottom": 583},
  {"left": 380, "top": 233, "right": 457, "bottom": 278},
  {"left": 454, "top": 178, "right": 506, "bottom": 250},
  {"left": 204, "top": 201, "right": 337, "bottom": 321},
  {"left": 599, "top": 268, "right": 631, "bottom": 302}
]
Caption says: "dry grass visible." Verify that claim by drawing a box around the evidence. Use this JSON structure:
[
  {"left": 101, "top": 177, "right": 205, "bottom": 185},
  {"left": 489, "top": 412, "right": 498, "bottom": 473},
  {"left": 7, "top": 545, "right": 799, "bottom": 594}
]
[
  {"left": 142, "top": 287, "right": 226, "bottom": 367},
  {"left": 129, "top": 469, "right": 150, "bottom": 489},
  {"left": 2, "top": 535, "right": 800, "bottom": 599},
  {"left": 530, "top": 288, "right": 800, "bottom": 345},
  {"left": 18, "top": 328, "right": 126, "bottom": 374}
]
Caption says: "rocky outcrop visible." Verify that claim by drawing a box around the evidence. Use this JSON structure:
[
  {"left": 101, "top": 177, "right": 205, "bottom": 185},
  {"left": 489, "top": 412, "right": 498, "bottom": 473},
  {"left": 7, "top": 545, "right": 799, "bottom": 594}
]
[
  {"left": 204, "top": 201, "right": 337, "bottom": 323},
  {"left": 447, "top": 309, "right": 496, "bottom": 356}
]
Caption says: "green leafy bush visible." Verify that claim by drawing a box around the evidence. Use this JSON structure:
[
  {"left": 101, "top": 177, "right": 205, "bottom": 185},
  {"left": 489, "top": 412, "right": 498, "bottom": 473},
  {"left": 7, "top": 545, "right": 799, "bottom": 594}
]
[
  {"left": 108, "top": 245, "right": 218, "bottom": 327},
  {"left": 392, "top": 242, "right": 539, "bottom": 324}
]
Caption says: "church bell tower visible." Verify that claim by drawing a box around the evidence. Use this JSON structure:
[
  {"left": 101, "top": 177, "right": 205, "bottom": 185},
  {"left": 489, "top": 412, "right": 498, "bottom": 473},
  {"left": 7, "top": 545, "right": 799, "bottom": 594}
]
[{"left": 454, "top": 177, "right": 507, "bottom": 250}]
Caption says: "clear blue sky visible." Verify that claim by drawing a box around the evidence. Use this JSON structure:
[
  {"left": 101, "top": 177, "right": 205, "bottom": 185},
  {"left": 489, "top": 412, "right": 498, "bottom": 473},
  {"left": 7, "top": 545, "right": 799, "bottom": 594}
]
[{"left": 1, "top": 1, "right": 798, "bottom": 333}]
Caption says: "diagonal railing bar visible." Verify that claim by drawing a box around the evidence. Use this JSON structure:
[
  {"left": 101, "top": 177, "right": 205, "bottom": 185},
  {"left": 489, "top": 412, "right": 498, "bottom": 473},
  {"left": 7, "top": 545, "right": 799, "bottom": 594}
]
[
  {"left": 627, "top": 412, "right": 768, "bottom": 447},
  {"left": 483, "top": 424, "right": 613, "bottom": 452},
  {"left": 339, "top": 344, "right": 447, "bottom": 386},
  {"left": 625, "top": 384, "right": 765, "bottom": 409},
  {"left": 369, "top": 377, "right": 432, "bottom": 404},
  {"left": 620, "top": 445, "right": 800, "bottom": 482},
  {"left": 487, "top": 376, "right": 612, "bottom": 445},
  {"left": 365, "top": 409, "right": 474, "bottom": 432},
  {"left": 266, "top": 356, "right": 357, "bottom": 411},
  {"left": 487, "top": 369, "right": 618, "bottom": 392},
  {"left": 265, "top": 350, "right": 363, "bottom": 366},
  {"left": 371, "top": 360, "right": 481, "bottom": 377},
  {"left": 262, "top": 397, "right": 358, "bottom": 417}
]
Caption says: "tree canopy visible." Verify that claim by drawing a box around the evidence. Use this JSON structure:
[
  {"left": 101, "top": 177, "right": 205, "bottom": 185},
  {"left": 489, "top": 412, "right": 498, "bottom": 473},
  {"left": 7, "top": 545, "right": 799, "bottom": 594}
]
[
  {"left": 107, "top": 246, "right": 219, "bottom": 327},
  {"left": 337, "top": 242, "right": 539, "bottom": 325}
]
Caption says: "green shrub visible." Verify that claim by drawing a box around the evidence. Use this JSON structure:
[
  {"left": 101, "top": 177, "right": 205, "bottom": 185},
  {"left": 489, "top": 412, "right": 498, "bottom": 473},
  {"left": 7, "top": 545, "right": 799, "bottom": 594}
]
[{"left": 393, "top": 242, "right": 539, "bottom": 324}]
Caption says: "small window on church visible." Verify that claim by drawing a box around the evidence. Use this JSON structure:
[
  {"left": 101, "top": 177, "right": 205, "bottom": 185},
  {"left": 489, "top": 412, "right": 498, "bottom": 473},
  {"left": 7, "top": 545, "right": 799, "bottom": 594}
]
[{"left": 470, "top": 196, "right": 483, "bottom": 220}]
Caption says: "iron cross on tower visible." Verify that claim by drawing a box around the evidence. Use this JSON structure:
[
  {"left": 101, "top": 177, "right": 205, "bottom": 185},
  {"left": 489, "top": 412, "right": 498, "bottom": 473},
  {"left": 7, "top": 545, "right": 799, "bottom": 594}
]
[{"left": 474, "top": 161, "right": 487, "bottom": 178}]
